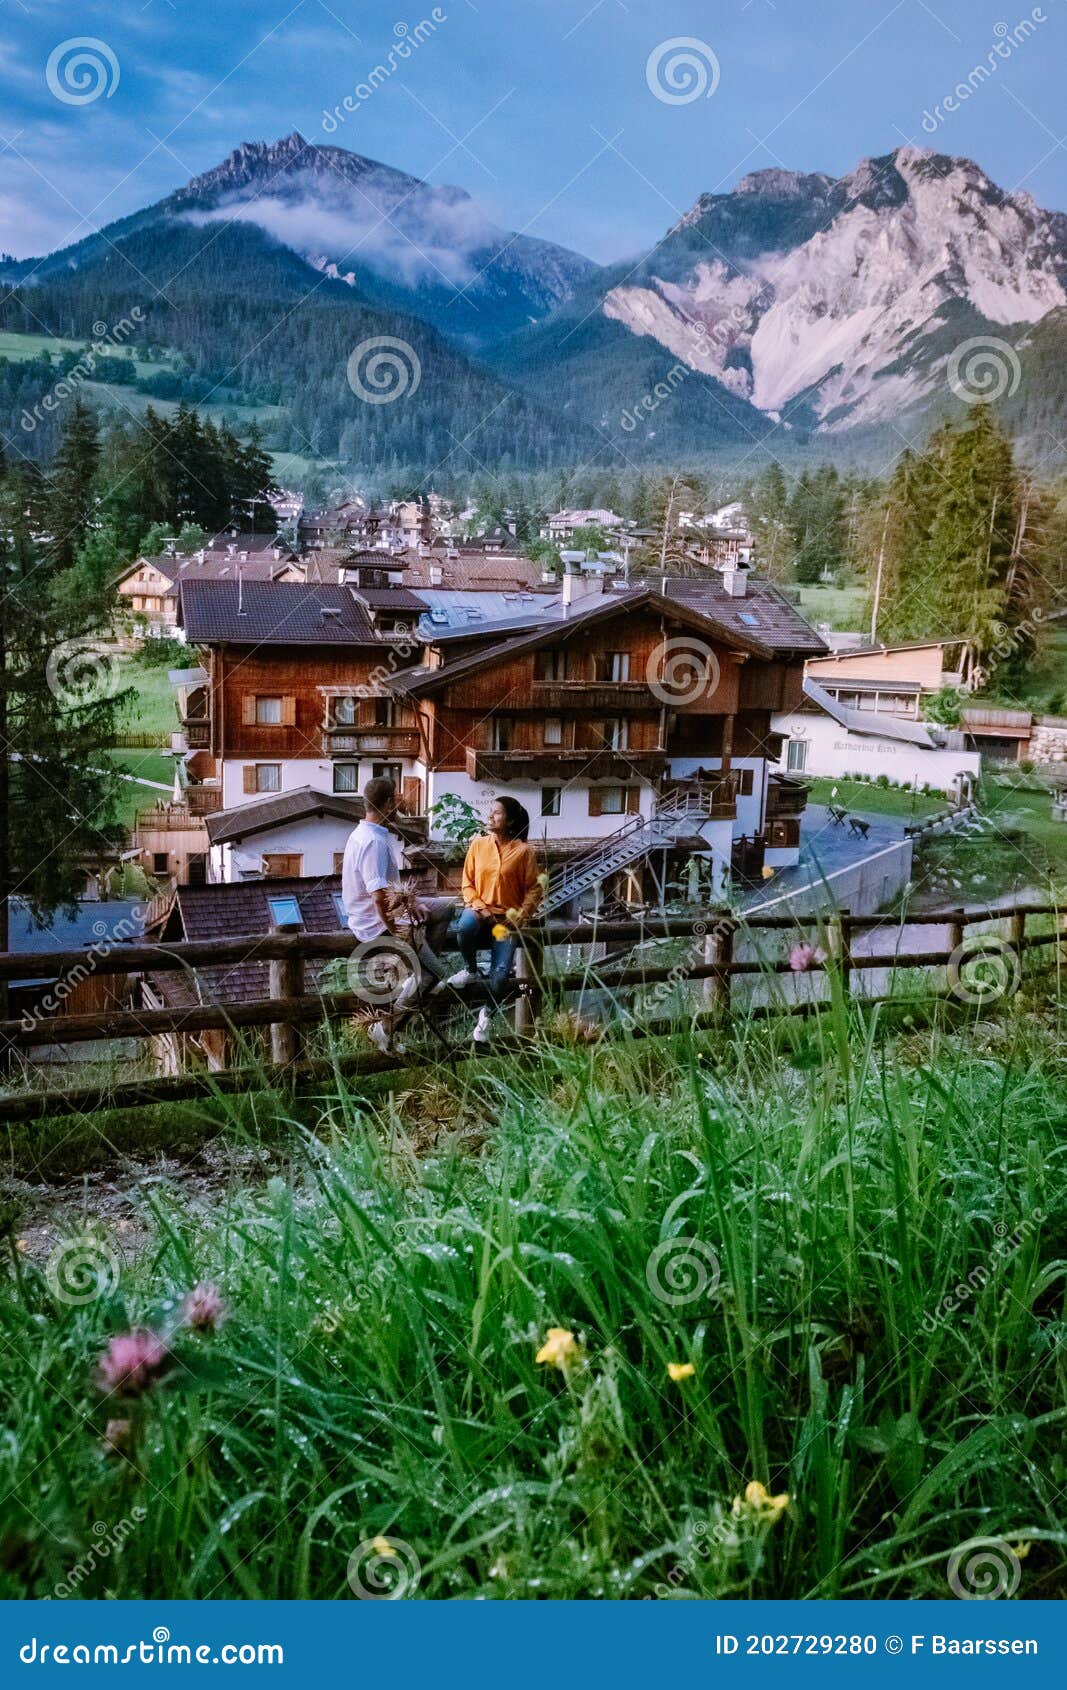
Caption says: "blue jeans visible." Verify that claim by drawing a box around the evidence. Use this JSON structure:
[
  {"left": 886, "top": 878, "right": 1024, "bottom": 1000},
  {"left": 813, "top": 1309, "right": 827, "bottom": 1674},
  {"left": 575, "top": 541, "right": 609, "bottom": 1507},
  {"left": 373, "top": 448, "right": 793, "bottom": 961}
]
[{"left": 456, "top": 909, "right": 517, "bottom": 1001}]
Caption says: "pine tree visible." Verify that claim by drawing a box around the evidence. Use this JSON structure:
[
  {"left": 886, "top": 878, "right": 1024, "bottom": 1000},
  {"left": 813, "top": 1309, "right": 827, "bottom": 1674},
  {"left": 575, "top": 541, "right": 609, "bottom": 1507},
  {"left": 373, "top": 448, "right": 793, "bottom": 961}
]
[
  {"left": 0, "top": 459, "right": 130, "bottom": 962},
  {"left": 47, "top": 399, "right": 100, "bottom": 569}
]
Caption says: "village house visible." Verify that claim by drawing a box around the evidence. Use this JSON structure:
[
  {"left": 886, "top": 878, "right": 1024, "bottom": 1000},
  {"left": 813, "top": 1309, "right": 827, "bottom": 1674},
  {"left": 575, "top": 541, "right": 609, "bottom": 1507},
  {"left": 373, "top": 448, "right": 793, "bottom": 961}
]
[
  {"left": 116, "top": 545, "right": 303, "bottom": 638},
  {"left": 176, "top": 578, "right": 428, "bottom": 816},
  {"left": 543, "top": 508, "right": 624, "bottom": 544},
  {"left": 174, "top": 563, "right": 824, "bottom": 897}
]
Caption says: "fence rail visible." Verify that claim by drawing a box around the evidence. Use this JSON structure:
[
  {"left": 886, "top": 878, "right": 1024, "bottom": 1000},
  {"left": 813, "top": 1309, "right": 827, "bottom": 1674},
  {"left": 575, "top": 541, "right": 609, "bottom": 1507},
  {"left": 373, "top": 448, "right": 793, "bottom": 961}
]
[{"left": 0, "top": 899, "right": 1062, "bottom": 1124}]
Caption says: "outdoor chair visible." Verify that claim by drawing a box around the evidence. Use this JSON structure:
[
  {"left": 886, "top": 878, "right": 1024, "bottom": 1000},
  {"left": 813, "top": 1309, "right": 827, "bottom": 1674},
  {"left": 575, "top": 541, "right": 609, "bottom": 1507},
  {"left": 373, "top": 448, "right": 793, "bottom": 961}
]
[{"left": 847, "top": 816, "right": 870, "bottom": 839}]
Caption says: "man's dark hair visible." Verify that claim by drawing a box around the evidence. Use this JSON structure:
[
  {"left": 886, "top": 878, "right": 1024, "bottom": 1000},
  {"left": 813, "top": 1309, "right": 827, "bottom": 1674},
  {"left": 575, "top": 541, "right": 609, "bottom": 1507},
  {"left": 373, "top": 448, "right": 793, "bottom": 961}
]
[{"left": 363, "top": 776, "right": 396, "bottom": 818}]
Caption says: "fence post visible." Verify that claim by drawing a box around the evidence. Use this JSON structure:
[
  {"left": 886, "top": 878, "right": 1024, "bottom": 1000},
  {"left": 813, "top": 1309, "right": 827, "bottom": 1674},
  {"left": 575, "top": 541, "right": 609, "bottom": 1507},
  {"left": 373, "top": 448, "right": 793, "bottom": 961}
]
[
  {"left": 513, "top": 933, "right": 543, "bottom": 1037},
  {"left": 703, "top": 920, "right": 734, "bottom": 1019},
  {"left": 1009, "top": 906, "right": 1026, "bottom": 959},
  {"left": 830, "top": 907, "right": 853, "bottom": 999},
  {"left": 269, "top": 927, "right": 304, "bottom": 1067}
]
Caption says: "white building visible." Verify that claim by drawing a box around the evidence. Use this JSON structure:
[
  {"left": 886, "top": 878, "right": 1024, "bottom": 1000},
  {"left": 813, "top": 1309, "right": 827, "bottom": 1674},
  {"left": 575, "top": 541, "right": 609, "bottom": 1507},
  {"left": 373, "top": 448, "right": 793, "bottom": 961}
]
[{"left": 772, "top": 679, "right": 981, "bottom": 799}]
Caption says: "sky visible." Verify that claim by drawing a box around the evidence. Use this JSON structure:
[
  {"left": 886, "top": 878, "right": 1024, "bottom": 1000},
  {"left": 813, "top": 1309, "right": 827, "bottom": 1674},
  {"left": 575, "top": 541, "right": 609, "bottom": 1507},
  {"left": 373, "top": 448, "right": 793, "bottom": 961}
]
[{"left": 2, "top": 0, "right": 1066, "bottom": 264}]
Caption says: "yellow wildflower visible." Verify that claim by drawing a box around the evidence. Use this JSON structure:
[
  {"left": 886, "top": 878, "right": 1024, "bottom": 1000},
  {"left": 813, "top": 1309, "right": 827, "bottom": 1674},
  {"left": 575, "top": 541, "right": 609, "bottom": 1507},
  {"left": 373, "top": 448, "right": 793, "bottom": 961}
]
[
  {"left": 667, "top": 1361, "right": 695, "bottom": 1382},
  {"left": 491, "top": 922, "right": 510, "bottom": 940},
  {"left": 535, "top": 1327, "right": 582, "bottom": 1370},
  {"left": 761, "top": 866, "right": 776, "bottom": 880},
  {"left": 371, "top": 1536, "right": 398, "bottom": 1558},
  {"left": 732, "top": 1480, "right": 790, "bottom": 1523},
  {"left": 1010, "top": 1541, "right": 1031, "bottom": 1559}
]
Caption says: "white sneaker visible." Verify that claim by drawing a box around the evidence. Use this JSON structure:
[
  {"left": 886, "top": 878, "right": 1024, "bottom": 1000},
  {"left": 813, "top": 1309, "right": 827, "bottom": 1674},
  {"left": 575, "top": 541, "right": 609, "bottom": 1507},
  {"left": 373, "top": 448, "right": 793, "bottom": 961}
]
[
  {"left": 394, "top": 972, "right": 420, "bottom": 1009},
  {"left": 367, "top": 1022, "right": 407, "bottom": 1056},
  {"left": 443, "top": 968, "right": 476, "bottom": 989},
  {"left": 472, "top": 1006, "right": 492, "bottom": 1045}
]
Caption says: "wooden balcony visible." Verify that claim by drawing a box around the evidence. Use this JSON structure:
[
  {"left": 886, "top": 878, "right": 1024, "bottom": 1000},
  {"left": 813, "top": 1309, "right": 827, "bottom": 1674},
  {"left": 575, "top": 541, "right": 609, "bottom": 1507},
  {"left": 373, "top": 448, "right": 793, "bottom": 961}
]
[
  {"left": 180, "top": 721, "right": 211, "bottom": 751},
  {"left": 321, "top": 726, "right": 420, "bottom": 757},
  {"left": 185, "top": 786, "right": 223, "bottom": 816},
  {"left": 531, "top": 680, "right": 656, "bottom": 713},
  {"left": 465, "top": 746, "right": 669, "bottom": 784},
  {"left": 765, "top": 774, "right": 809, "bottom": 819},
  {"left": 667, "top": 774, "right": 739, "bottom": 821}
]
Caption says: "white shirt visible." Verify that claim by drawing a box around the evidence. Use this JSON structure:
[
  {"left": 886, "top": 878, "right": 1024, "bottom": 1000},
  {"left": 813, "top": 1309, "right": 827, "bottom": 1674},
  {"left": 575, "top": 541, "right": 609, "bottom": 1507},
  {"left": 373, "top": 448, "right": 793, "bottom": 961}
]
[{"left": 341, "top": 820, "right": 401, "bottom": 942}]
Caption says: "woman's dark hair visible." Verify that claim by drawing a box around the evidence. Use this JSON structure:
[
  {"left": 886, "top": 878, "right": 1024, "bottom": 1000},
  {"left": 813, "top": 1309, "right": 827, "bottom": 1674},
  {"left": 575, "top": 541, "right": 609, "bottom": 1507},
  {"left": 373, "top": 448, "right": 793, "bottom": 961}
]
[{"left": 495, "top": 795, "right": 530, "bottom": 841}]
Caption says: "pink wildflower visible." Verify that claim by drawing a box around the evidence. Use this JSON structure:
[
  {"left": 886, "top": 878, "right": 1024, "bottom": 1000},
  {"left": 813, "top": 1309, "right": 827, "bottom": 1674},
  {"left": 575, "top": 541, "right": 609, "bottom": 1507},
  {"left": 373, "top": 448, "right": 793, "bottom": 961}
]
[
  {"left": 181, "top": 1281, "right": 226, "bottom": 1333},
  {"left": 789, "top": 942, "right": 826, "bottom": 973},
  {"left": 95, "top": 1329, "right": 169, "bottom": 1398}
]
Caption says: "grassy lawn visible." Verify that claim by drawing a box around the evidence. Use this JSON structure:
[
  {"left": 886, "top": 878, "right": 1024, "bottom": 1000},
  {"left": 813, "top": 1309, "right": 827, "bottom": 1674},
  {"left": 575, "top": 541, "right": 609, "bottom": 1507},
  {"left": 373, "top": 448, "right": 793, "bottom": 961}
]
[
  {"left": 794, "top": 584, "right": 867, "bottom": 632},
  {"left": 0, "top": 330, "right": 173, "bottom": 383},
  {"left": 804, "top": 774, "right": 949, "bottom": 821},
  {"left": 0, "top": 991, "right": 1062, "bottom": 1599},
  {"left": 115, "top": 655, "right": 180, "bottom": 738}
]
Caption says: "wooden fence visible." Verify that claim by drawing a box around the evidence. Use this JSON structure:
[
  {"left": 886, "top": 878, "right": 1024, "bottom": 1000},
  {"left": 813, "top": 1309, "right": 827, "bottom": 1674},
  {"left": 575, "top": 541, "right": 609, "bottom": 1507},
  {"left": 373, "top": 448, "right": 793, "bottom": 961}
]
[{"left": 0, "top": 899, "right": 1061, "bottom": 1124}]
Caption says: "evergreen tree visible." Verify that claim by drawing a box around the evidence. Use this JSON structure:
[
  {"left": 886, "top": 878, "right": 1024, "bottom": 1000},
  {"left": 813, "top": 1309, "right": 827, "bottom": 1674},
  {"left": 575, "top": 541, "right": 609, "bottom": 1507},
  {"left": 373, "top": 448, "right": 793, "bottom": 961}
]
[
  {"left": 47, "top": 399, "right": 100, "bottom": 569},
  {"left": 0, "top": 464, "right": 130, "bottom": 958}
]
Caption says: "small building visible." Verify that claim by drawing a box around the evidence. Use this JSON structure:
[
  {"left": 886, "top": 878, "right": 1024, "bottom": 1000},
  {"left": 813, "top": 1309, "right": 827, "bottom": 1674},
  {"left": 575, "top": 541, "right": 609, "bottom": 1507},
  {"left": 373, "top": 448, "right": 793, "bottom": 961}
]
[
  {"left": 204, "top": 787, "right": 367, "bottom": 882},
  {"left": 772, "top": 678, "right": 981, "bottom": 798}
]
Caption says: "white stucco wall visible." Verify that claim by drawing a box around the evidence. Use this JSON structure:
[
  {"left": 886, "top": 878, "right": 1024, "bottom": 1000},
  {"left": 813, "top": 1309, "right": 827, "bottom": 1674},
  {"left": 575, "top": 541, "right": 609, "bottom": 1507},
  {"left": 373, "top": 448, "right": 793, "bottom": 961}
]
[
  {"left": 772, "top": 711, "right": 981, "bottom": 796},
  {"left": 210, "top": 813, "right": 361, "bottom": 882},
  {"left": 667, "top": 755, "right": 768, "bottom": 837},
  {"left": 221, "top": 756, "right": 418, "bottom": 810},
  {"left": 426, "top": 769, "right": 658, "bottom": 841}
]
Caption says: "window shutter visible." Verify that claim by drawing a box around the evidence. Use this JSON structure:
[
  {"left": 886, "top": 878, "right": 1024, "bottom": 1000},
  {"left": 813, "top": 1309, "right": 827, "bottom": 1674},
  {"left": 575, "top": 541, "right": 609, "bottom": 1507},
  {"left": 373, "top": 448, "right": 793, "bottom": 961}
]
[
  {"left": 588, "top": 787, "right": 603, "bottom": 818},
  {"left": 333, "top": 852, "right": 345, "bottom": 875},
  {"left": 242, "top": 695, "right": 256, "bottom": 725},
  {"left": 626, "top": 787, "right": 640, "bottom": 815},
  {"left": 281, "top": 696, "right": 296, "bottom": 726},
  {"left": 242, "top": 765, "right": 257, "bottom": 794}
]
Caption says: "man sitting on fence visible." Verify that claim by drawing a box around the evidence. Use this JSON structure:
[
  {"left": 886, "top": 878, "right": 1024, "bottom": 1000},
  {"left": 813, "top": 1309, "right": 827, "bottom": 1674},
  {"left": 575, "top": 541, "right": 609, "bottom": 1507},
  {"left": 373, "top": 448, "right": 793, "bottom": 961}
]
[
  {"left": 340, "top": 776, "right": 453, "bottom": 1054},
  {"left": 439, "top": 796, "right": 543, "bottom": 1050}
]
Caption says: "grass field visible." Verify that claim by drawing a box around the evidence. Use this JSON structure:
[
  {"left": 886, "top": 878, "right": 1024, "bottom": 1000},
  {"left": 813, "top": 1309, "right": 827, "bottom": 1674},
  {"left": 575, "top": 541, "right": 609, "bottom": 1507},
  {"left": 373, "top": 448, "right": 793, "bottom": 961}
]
[
  {"left": 0, "top": 331, "right": 173, "bottom": 383},
  {"left": 794, "top": 584, "right": 867, "bottom": 632},
  {"left": 115, "top": 656, "right": 180, "bottom": 738},
  {"left": 0, "top": 980, "right": 1063, "bottom": 1600},
  {"left": 804, "top": 775, "right": 949, "bottom": 822}
]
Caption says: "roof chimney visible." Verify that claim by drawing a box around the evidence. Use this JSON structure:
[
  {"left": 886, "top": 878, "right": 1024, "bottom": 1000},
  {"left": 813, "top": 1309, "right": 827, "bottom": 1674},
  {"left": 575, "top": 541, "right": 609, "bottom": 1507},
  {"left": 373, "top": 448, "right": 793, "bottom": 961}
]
[
  {"left": 720, "top": 562, "right": 747, "bottom": 597},
  {"left": 562, "top": 572, "right": 605, "bottom": 611}
]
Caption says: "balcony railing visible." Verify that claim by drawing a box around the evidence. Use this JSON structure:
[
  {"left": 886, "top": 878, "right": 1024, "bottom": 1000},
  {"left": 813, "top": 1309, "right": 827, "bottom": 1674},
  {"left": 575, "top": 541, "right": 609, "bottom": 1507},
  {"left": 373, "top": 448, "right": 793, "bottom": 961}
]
[
  {"left": 466, "top": 746, "right": 669, "bottom": 784},
  {"left": 531, "top": 680, "right": 655, "bottom": 713},
  {"left": 765, "top": 775, "right": 809, "bottom": 819},
  {"left": 321, "top": 725, "right": 420, "bottom": 757}
]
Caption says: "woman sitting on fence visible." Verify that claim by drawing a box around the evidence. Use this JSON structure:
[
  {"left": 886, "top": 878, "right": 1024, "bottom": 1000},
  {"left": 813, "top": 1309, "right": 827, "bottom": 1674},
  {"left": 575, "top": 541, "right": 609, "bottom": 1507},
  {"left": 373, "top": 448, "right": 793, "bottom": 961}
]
[{"left": 441, "top": 797, "right": 542, "bottom": 1048}]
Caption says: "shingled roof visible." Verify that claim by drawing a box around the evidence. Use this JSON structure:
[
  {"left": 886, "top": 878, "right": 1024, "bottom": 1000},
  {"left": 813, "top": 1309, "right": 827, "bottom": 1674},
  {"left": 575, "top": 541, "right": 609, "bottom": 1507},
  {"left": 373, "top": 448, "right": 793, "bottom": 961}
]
[
  {"left": 656, "top": 578, "right": 827, "bottom": 655},
  {"left": 389, "top": 586, "right": 777, "bottom": 698},
  {"left": 204, "top": 787, "right": 366, "bottom": 846},
  {"left": 180, "top": 580, "right": 385, "bottom": 645},
  {"left": 151, "top": 875, "right": 347, "bottom": 1008}
]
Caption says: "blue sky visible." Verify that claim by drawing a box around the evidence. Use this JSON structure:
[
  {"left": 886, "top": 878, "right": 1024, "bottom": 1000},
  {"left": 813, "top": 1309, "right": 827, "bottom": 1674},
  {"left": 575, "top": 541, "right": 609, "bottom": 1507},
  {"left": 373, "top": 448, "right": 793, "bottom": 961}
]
[{"left": 2, "top": 0, "right": 1066, "bottom": 262}]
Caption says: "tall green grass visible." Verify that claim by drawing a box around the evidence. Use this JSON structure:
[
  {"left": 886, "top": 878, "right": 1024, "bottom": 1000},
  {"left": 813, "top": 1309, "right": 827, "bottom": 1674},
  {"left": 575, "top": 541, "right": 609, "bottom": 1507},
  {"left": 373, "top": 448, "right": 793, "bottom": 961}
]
[{"left": 0, "top": 994, "right": 1064, "bottom": 1599}]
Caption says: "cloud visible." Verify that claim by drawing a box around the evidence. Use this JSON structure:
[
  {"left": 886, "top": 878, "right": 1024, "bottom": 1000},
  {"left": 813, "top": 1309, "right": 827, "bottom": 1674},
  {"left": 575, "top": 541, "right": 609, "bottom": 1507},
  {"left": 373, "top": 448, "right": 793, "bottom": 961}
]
[{"left": 186, "top": 171, "right": 505, "bottom": 289}]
